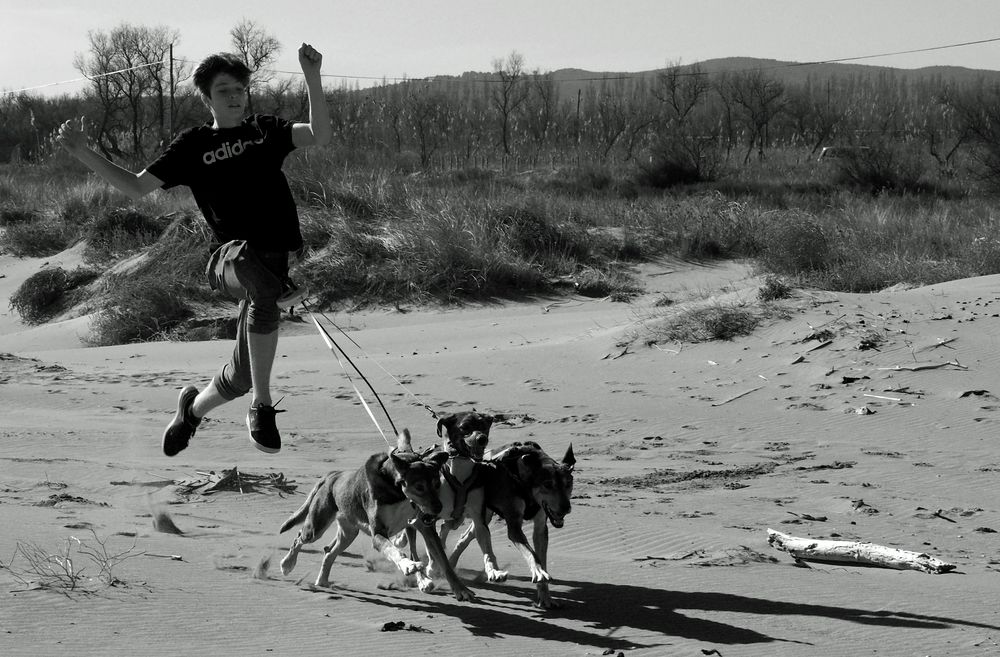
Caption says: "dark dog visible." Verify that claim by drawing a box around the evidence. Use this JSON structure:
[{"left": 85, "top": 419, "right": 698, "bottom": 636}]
[
  {"left": 278, "top": 429, "right": 475, "bottom": 601},
  {"left": 406, "top": 411, "right": 493, "bottom": 593},
  {"left": 444, "top": 441, "right": 575, "bottom": 608}
]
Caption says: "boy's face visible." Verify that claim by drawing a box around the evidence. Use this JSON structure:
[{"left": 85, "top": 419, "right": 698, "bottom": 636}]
[{"left": 203, "top": 73, "right": 248, "bottom": 128}]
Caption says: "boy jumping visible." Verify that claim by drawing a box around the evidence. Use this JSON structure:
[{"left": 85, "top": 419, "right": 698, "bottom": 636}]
[{"left": 57, "top": 43, "right": 332, "bottom": 456}]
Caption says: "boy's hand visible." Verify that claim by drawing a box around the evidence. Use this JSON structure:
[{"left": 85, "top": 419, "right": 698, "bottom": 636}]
[
  {"left": 298, "top": 43, "right": 322, "bottom": 76},
  {"left": 56, "top": 116, "right": 88, "bottom": 154}
]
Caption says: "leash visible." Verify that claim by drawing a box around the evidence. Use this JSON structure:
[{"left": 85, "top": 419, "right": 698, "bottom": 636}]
[
  {"left": 303, "top": 300, "right": 396, "bottom": 445},
  {"left": 302, "top": 301, "right": 440, "bottom": 422}
]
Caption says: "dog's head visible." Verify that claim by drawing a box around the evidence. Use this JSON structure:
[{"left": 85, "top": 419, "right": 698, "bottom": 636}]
[
  {"left": 436, "top": 411, "right": 494, "bottom": 460},
  {"left": 516, "top": 444, "right": 576, "bottom": 528},
  {"left": 389, "top": 429, "right": 449, "bottom": 517}
]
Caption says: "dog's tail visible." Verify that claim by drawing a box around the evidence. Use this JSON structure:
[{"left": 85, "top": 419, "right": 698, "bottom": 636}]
[{"left": 278, "top": 479, "right": 321, "bottom": 533}]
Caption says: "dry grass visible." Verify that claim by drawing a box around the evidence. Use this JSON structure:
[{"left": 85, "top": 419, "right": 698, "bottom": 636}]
[{"left": 4, "top": 148, "right": 1000, "bottom": 344}]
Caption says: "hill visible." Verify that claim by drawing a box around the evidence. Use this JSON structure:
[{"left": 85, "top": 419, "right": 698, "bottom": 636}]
[{"left": 418, "top": 57, "right": 1000, "bottom": 99}]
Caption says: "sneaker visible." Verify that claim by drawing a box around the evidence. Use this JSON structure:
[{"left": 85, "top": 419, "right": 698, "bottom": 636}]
[
  {"left": 276, "top": 277, "right": 308, "bottom": 310},
  {"left": 247, "top": 402, "right": 284, "bottom": 453},
  {"left": 162, "top": 386, "right": 201, "bottom": 457}
]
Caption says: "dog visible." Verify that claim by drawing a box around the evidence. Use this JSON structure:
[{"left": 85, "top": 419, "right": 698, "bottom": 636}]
[
  {"left": 278, "top": 429, "right": 475, "bottom": 601},
  {"left": 442, "top": 440, "right": 575, "bottom": 608},
  {"left": 405, "top": 411, "right": 494, "bottom": 593}
]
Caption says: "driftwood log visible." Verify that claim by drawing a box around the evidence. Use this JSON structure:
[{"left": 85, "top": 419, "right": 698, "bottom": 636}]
[{"left": 767, "top": 529, "right": 956, "bottom": 574}]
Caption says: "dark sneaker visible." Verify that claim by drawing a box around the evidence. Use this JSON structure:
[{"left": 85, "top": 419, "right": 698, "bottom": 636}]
[
  {"left": 162, "top": 386, "right": 201, "bottom": 457},
  {"left": 247, "top": 402, "right": 284, "bottom": 453},
  {"left": 276, "top": 277, "right": 308, "bottom": 310}
]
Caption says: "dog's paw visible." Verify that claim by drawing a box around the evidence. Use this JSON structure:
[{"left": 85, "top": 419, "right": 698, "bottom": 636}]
[
  {"left": 534, "top": 593, "right": 561, "bottom": 609},
  {"left": 314, "top": 576, "right": 332, "bottom": 588},
  {"left": 485, "top": 568, "right": 508, "bottom": 582},
  {"left": 528, "top": 565, "right": 551, "bottom": 583},
  {"left": 398, "top": 558, "right": 424, "bottom": 576},
  {"left": 415, "top": 573, "right": 436, "bottom": 593},
  {"left": 452, "top": 584, "right": 477, "bottom": 602},
  {"left": 279, "top": 555, "right": 296, "bottom": 575}
]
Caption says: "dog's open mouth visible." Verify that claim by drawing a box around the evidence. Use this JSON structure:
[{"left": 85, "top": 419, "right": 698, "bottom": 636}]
[{"left": 542, "top": 502, "right": 566, "bottom": 528}]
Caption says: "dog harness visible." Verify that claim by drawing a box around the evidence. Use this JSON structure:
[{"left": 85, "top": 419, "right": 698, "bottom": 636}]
[{"left": 440, "top": 451, "right": 485, "bottom": 526}]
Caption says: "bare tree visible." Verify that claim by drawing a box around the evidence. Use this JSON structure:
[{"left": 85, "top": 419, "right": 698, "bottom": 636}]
[
  {"left": 74, "top": 23, "right": 181, "bottom": 162},
  {"left": 519, "top": 69, "right": 559, "bottom": 165},
  {"left": 653, "top": 63, "right": 711, "bottom": 128},
  {"left": 230, "top": 18, "right": 282, "bottom": 113},
  {"left": 490, "top": 51, "right": 528, "bottom": 160},
  {"left": 404, "top": 86, "right": 454, "bottom": 167},
  {"left": 942, "top": 82, "right": 1000, "bottom": 180},
  {"left": 722, "top": 69, "right": 786, "bottom": 163}
]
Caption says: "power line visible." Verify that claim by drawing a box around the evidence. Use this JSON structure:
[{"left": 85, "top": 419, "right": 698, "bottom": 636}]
[
  {"left": 2, "top": 60, "right": 168, "bottom": 96},
  {"left": 792, "top": 35, "right": 1000, "bottom": 67},
  {"left": 6, "top": 34, "right": 1000, "bottom": 97}
]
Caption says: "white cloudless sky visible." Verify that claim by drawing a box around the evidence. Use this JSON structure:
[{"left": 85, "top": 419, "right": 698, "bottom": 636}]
[{"left": 5, "top": 0, "right": 1000, "bottom": 96}]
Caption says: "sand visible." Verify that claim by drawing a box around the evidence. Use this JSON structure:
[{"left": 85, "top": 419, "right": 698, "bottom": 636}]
[{"left": 2, "top": 250, "right": 999, "bottom": 657}]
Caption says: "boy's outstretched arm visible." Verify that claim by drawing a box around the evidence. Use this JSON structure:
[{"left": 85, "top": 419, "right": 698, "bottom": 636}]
[
  {"left": 292, "top": 43, "right": 332, "bottom": 148},
  {"left": 56, "top": 117, "right": 163, "bottom": 201}
]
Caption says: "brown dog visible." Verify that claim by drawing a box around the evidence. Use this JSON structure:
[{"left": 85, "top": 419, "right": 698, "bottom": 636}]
[
  {"left": 278, "top": 429, "right": 475, "bottom": 601},
  {"left": 444, "top": 441, "right": 575, "bottom": 608}
]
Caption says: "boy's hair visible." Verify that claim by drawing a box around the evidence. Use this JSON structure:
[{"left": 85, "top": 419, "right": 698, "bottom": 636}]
[{"left": 193, "top": 53, "right": 252, "bottom": 96}]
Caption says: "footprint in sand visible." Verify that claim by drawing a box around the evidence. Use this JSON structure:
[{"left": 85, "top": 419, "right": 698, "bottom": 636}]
[{"left": 523, "top": 378, "right": 554, "bottom": 392}]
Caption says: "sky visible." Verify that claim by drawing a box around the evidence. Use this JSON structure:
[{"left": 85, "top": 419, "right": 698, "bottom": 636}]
[{"left": 4, "top": 0, "right": 1000, "bottom": 97}]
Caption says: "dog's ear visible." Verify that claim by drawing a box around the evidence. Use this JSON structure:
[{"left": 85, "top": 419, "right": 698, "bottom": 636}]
[
  {"left": 436, "top": 414, "right": 455, "bottom": 438},
  {"left": 562, "top": 444, "right": 576, "bottom": 471},
  {"left": 518, "top": 451, "right": 542, "bottom": 478},
  {"left": 396, "top": 428, "right": 413, "bottom": 452},
  {"left": 389, "top": 449, "right": 412, "bottom": 477},
  {"left": 427, "top": 450, "right": 450, "bottom": 468}
]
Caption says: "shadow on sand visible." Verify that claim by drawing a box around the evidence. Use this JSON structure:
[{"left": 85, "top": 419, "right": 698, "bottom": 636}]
[{"left": 319, "top": 572, "right": 1000, "bottom": 652}]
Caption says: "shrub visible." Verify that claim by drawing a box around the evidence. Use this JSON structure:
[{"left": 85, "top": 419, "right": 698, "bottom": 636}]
[
  {"left": 757, "top": 212, "right": 830, "bottom": 275},
  {"left": 58, "top": 186, "right": 123, "bottom": 226},
  {"left": 492, "top": 202, "right": 590, "bottom": 264},
  {"left": 0, "top": 206, "right": 42, "bottom": 226},
  {"left": 83, "top": 208, "right": 170, "bottom": 263},
  {"left": 0, "top": 220, "right": 73, "bottom": 256},
  {"left": 88, "top": 274, "right": 192, "bottom": 345},
  {"left": 645, "top": 304, "right": 762, "bottom": 343},
  {"left": 758, "top": 275, "right": 792, "bottom": 302},
  {"left": 9, "top": 266, "right": 98, "bottom": 323},
  {"left": 636, "top": 136, "right": 724, "bottom": 188},
  {"left": 135, "top": 212, "right": 215, "bottom": 291},
  {"left": 573, "top": 266, "right": 641, "bottom": 300},
  {"left": 832, "top": 143, "right": 929, "bottom": 194},
  {"left": 9, "top": 268, "right": 68, "bottom": 323}
]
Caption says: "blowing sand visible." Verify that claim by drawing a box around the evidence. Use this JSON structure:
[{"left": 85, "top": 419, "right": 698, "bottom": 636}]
[{"left": 2, "top": 251, "right": 999, "bottom": 656}]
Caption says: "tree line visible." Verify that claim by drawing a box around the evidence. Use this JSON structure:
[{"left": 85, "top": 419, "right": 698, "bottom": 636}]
[{"left": 5, "top": 21, "right": 1000, "bottom": 184}]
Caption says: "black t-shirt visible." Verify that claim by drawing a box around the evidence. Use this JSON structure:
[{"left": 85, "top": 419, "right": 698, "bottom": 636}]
[{"left": 145, "top": 114, "right": 302, "bottom": 252}]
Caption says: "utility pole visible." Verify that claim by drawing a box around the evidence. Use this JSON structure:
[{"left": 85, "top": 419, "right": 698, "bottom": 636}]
[
  {"left": 575, "top": 88, "right": 582, "bottom": 167},
  {"left": 169, "top": 43, "right": 175, "bottom": 139}
]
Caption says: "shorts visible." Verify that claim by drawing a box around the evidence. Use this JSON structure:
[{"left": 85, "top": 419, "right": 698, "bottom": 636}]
[
  {"left": 205, "top": 240, "right": 290, "bottom": 400},
  {"left": 206, "top": 240, "right": 289, "bottom": 334}
]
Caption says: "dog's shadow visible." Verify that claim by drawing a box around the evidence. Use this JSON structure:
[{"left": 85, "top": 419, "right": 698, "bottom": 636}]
[{"left": 339, "top": 571, "right": 1000, "bottom": 650}]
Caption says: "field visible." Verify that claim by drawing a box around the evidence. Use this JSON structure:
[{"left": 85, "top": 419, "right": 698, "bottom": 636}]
[{"left": 2, "top": 153, "right": 1000, "bottom": 656}]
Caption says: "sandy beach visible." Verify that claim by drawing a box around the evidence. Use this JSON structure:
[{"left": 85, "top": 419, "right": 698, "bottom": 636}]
[{"left": 2, "top": 250, "right": 999, "bottom": 657}]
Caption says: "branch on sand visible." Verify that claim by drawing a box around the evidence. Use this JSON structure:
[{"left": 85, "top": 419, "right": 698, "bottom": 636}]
[
  {"left": 174, "top": 467, "right": 298, "bottom": 496},
  {"left": 876, "top": 360, "right": 966, "bottom": 372},
  {"left": 767, "top": 529, "right": 956, "bottom": 574}
]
